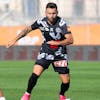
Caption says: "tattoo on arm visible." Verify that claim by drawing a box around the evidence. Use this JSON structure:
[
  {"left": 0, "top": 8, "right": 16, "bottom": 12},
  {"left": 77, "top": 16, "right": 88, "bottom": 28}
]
[{"left": 16, "top": 26, "right": 32, "bottom": 41}]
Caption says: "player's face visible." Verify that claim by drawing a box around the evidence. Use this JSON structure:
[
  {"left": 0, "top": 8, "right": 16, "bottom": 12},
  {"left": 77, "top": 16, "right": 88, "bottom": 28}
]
[{"left": 45, "top": 8, "right": 58, "bottom": 23}]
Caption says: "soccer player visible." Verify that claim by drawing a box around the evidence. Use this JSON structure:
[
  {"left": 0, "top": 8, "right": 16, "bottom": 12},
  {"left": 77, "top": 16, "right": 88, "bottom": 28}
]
[
  {"left": 0, "top": 89, "right": 6, "bottom": 100},
  {"left": 7, "top": 2, "right": 73, "bottom": 100}
]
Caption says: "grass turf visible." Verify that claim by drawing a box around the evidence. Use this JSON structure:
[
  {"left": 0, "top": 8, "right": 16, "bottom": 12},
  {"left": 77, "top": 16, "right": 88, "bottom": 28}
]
[{"left": 0, "top": 61, "right": 100, "bottom": 100}]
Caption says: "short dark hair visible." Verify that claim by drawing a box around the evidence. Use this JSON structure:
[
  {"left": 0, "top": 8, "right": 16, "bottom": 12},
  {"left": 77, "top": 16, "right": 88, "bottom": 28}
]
[{"left": 46, "top": 2, "right": 57, "bottom": 9}]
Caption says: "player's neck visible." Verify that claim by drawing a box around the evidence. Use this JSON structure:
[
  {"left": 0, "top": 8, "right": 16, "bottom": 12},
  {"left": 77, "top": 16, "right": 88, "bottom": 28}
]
[
  {"left": 48, "top": 21, "right": 55, "bottom": 25},
  {"left": 47, "top": 17, "right": 58, "bottom": 25}
]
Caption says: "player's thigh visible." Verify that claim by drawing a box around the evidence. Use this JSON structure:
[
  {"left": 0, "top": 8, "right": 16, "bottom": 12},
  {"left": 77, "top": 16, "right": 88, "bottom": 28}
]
[
  {"left": 52, "top": 59, "right": 69, "bottom": 74},
  {"left": 52, "top": 60, "right": 70, "bottom": 83},
  {"left": 59, "top": 74, "right": 70, "bottom": 83},
  {"left": 32, "top": 64, "right": 44, "bottom": 76},
  {"left": 33, "top": 59, "right": 51, "bottom": 76}
]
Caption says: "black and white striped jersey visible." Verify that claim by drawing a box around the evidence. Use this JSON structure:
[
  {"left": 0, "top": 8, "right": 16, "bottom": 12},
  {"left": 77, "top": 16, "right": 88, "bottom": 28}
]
[{"left": 31, "top": 16, "right": 71, "bottom": 43}]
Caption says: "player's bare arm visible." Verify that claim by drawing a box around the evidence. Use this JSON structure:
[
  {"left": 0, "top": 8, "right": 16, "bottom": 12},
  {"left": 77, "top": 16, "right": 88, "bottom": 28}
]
[
  {"left": 59, "top": 33, "right": 74, "bottom": 45},
  {"left": 7, "top": 26, "right": 32, "bottom": 48},
  {"left": 47, "top": 33, "right": 74, "bottom": 46}
]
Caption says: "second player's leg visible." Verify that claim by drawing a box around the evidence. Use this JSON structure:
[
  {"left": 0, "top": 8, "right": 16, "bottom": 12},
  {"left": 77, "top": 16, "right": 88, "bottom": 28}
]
[{"left": 0, "top": 89, "right": 6, "bottom": 100}]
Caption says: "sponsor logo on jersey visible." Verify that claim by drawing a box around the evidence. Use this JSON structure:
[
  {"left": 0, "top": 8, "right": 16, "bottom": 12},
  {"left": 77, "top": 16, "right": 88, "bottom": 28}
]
[{"left": 54, "top": 60, "right": 67, "bottom": 67}]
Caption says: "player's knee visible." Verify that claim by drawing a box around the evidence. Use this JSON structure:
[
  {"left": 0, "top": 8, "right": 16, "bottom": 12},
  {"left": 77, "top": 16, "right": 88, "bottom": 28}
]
[
  {"left": 31, "top": 73, "right": 39, "bottom": 80},
  {"left": 60, "top": 74, "right": 70, "bottom": 83},
  {"left": 29, "top": 73, "right": 39, "bottom": 84},
  {"left": 29, "top": 73, "right": 39, "bottom": 86}
]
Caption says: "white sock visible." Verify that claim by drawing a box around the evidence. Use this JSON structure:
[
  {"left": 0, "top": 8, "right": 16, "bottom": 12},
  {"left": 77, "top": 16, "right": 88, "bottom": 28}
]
[
  {"left": 25, "top": 92, "right": 30, "bottom": 95},
  {"left": 0, "top": 97, "right": 6, "bottom": 100}
]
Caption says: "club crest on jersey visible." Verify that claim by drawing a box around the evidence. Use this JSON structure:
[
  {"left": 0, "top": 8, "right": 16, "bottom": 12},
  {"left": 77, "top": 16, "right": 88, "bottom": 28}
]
[{"left": 55, "top": 27, "right": 62, "bottom": 33}]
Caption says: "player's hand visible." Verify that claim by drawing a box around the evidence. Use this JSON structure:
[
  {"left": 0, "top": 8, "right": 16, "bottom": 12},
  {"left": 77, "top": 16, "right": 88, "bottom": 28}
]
[
  {"left": 47, "top": 40, "right": 60, "bottom": 45},
  {"left": 6, "top": 39, "right": 16, "bottom": 48}
]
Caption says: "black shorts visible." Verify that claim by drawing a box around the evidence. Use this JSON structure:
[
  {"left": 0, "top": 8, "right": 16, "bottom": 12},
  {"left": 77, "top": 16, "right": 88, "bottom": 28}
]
[{"left": 35, "top": 43, "right": 69, "bottom": 74}]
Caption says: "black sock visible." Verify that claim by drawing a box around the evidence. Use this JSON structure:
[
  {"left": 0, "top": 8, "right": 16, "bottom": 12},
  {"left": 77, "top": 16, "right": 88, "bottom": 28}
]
[
  {"left": 60, "top": 82, "right": 70, "bottom": 95},
  {"left": 26, "top": 73, "right": 39, "bottom": 94}
]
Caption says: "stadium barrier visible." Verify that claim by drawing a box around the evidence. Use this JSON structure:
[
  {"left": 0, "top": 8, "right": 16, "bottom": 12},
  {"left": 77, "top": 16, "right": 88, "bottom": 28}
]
[
  {"left": 0, "top": 46, "right": 100, "bottom": 61},
  {"left": 0, "top": 24, "right": 100, "bottom": 46}
]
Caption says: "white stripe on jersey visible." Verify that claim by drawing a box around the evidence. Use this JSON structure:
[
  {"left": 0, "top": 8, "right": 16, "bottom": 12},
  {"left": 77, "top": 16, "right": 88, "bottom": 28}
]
[
  {"left": 37, "top": 18, "right": 48, "bottom": 27},
  {"left": 59, "top": 18, "right": 67, "bottom": 27}
]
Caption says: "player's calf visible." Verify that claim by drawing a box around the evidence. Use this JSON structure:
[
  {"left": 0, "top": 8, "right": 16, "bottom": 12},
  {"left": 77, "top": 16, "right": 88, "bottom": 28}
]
[
  {"left": 60, "top": 82, "right": 70, "bottom": 95},
  {"left": 27, "top": 73, "right": 39, "bottom": 94},
  {"left": 21, "top": 73, "right": 39, "bottom": 100}
]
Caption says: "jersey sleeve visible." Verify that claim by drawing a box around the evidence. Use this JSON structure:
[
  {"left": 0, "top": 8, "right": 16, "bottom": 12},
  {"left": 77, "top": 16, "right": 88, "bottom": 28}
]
[
  {"left": 62, "top": 23, "right": 72, "bottom": 35},
  {"left": 31, "top": 20, "right": 40, "bottom": 30}
]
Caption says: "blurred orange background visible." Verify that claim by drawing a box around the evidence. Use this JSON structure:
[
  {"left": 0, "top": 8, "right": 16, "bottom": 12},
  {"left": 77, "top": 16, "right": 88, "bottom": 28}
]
[{"left": 0, "top": 24, "right": 100, "bottom": 46}]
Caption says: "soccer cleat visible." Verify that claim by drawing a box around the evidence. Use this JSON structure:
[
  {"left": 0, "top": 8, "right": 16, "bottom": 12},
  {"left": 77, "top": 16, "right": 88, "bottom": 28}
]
[
  {"left": 59, "top": 95, "right": 71, "bottom": 100},
  {"left": 59, "top": 95, "right": 66, "bottom": 100},
  {"left": 21, "top": 93, "right": 30, "bottom": 100}
]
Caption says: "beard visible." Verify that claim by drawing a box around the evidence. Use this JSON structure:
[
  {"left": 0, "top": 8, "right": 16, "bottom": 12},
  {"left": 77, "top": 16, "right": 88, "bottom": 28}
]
[{"left": 48, "top": 17, "right": 57, "bottom": 24}]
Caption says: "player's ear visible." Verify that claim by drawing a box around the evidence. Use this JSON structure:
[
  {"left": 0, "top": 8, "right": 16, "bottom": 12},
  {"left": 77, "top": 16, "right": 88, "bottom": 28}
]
[
  {"left": 57, "top": 10, "right": 58, "bottom": 14},
  {"left": 45, "top": 10, "right": 47, "bottom": 15}
]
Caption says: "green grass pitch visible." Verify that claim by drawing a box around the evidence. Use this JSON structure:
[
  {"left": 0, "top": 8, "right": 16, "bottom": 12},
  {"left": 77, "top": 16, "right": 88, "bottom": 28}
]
[{"left": 0, "top": 61, "right": 100, "bottom": 100}]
